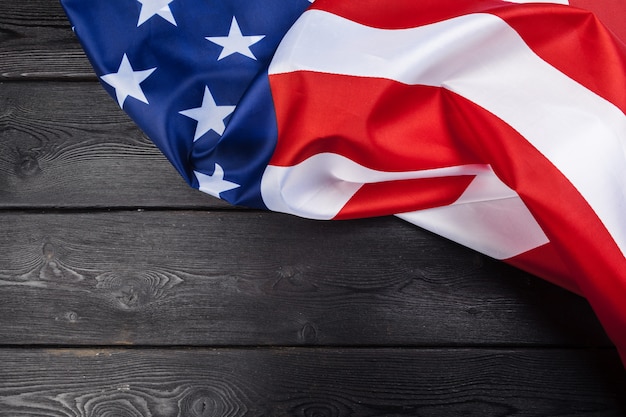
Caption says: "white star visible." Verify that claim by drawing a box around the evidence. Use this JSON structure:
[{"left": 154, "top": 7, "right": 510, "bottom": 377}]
[
  {"left": 205, "top": 17, "right": 266, "bottom": 60},
  {"left": 137, "top": 0, "right": 177, "bottom": 26},
  {"left": 100, "top": 54, "right": 156, "bottom": 108},
  {"left": 179, "top": 86, "right": 235, "bottom": 141},
  {"left": 195, "top": 165, "right": 240, "bottom": 198}
]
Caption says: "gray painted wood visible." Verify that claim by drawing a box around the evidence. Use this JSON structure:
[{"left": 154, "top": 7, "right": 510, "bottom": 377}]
[
  {"left": 0, "top": 82, "right": 223, "bottom": 208},
  {"left": 0, "top": 1, "right": 93, "bottom": 79},
  {"left": 0, "top": 348, "right": 624, "bottom": 417},
  {"left": 0, "top": 211, "right": 610, "bottom": 347}
]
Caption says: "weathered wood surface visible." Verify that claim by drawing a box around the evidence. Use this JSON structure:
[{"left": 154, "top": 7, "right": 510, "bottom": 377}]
[
  {"left": 0, "top": 211, "right": 610, "bottom": 347},
  {"left": 1, "top": 0, "right": 625, "bottom": 414},
  {"left": 1, "top": 348, "right": 625, "bottom": 417},
  {"left": 0, "top": 2, "right": 94, "bottom": 79},
  {"left": 0, "top": 82, "right": 222, "bottom": 208}
]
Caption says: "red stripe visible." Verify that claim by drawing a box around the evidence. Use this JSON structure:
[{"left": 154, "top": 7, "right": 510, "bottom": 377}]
[
  {"left": 570, "top": 0, "right": 626, "bottom": 44},
  {"left": 269, "top": 72, "right": 483, "bottom": 217},
  {"left": 269, "top": 72, "right": 481, "bottom": 171},
  {"left": 334, "top": 176, "right": 475, "bottom": 220}
]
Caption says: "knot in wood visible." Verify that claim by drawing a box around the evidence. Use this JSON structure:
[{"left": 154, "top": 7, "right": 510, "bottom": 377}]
[
  {"left": 15, "top": 152, "right": 41, "bottom": 178},
  {"left": 35, "top": 239, "right": 84, "bottom": 282},
  {"left": 96, "top": 273, "right": 151, "bottom": 310},
  {"left": 42, "top": 241, "right": 56, "bottom": 260},
  {"left": 95, "top": 270, "right": 183, "bottom": 311},
  {"left": 64, "top": 311, "right": 79, "bottom": 323},
  {"left": 299, "top": 322, "right": 318, "bottom": 345},
  {"left": 273, "top": 265, "right": 317, "bottom": 293},
  {"left": 179, "top": 386, "right": 245, "bottom": 417}
]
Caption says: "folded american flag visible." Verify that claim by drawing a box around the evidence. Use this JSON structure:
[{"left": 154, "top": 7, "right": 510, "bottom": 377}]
[{"left": 60, "top": 0, "right": 626, "bottom": 364}]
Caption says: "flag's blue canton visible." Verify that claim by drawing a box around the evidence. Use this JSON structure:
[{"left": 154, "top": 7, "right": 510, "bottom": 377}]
[{"left": 61, "top": 0, "right": 312, "bottom": 208}]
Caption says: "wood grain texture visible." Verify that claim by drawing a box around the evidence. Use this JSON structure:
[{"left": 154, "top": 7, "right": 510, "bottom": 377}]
[
  {"left": 2, "top": 0, "right": 625, "bottom": 411},
  {"left": 0, "top": 82, "right": 224, "bottom": 208},
  {"left": 0, "top": 210, "right": 610, "bottom": 347},
  {"left": 0, "top": 347, "right": 624, "bottom": 417},
  {"left": 0, "top": 1, "right": 94, "bottom": 79}
]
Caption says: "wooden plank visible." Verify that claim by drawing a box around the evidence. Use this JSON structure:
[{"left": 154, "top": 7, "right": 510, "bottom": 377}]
[
  {"left": 0, "top": 210, "right": 610, "bottom": 347},
  {"left": 0, "top": 347, "right": 624, "bottom": 416},
  {"left": 0, "top": 82, "right": 225, "bottom": 208},
  {"left": 0, "top": 1, "right": 94, "bottom": 79}
]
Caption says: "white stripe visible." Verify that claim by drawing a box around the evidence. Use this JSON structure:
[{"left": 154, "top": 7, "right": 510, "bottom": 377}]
[
  {"left": 269, "top": 10, "right": 626, "bottom": 256},
  {"left": 262, "top": 150, "right": 549, "bottom": 257},
  {"left": 398, "top": 174, "right": 550, "bottom": 260},
  {"left": 262, "top": 153, "right": 499, "bottom": 220}
]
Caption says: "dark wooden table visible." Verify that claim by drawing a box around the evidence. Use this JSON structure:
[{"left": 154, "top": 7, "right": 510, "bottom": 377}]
[{"left": 1, "top": 1, "right": 625, "bottom": 415}]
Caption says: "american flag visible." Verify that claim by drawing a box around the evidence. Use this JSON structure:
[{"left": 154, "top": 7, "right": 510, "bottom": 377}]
[{"left": 60, "top": 0, "right": 626, "bottom": 364}]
